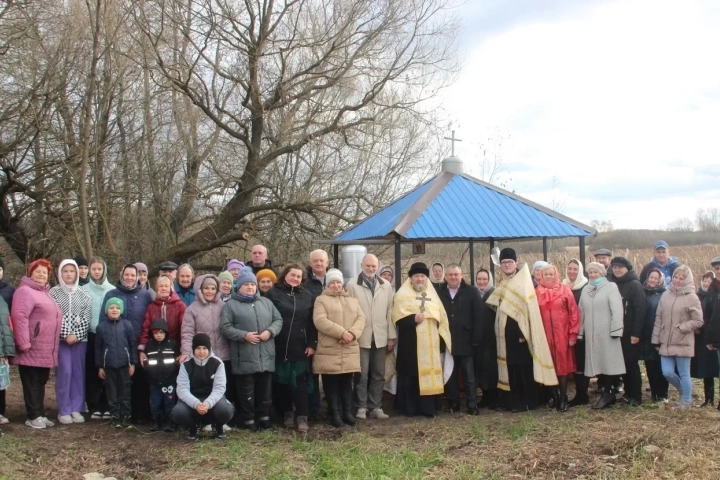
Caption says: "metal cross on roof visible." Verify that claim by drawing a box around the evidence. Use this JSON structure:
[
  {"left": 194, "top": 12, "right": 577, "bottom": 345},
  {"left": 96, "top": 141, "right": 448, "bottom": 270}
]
[{"left": 444, "top": 130, "right": 462, "bottom": 156}]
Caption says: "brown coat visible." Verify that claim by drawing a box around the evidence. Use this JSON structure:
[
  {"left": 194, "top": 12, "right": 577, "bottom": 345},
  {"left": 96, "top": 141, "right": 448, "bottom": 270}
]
[
  {"left": 312, "top": 288, "right": 366, "bottom": 375},
  {"left": 652, "top": 273, "right": 703, "bottom": 358}
]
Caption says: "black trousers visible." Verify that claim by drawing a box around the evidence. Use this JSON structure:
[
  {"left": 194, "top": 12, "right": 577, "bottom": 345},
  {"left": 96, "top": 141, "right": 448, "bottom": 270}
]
[
  {"left": 131, "top": 364, "right": 152, "bottom": 422},
  {"left": 104, "top": 367, "right": 131, "bottom": 418},
  {"left": 445, "top": 355, "right": 478, "bottom": 410},
  {"left": 235, "top": 372, "right": 273, "bottom": 426},
  {"left": 322, "top": 373, "right": 353, "bottom": 412},
  {"left": 18, "top": 365, "right": 50, "bottom": 420},
  {"left": 86, "top": 332, "right": 108, "bottom": 413},
  {"left": 171, "top": 398, "right": 234, "bottom": 430},
  {"left": 223, "top": 361, "right": 236, "bottom": 405},
  {"left": 0, "top": 388, "right": 5, "bottom": 416},
  {"left": 645, "top": 359, "right": 668, "bottom": 400},
  {"left": 274, "top": 372, "right": 309, "bottom": 417},
  {"left": 621, "top": 342, "right": 643, "bottom": 403}
]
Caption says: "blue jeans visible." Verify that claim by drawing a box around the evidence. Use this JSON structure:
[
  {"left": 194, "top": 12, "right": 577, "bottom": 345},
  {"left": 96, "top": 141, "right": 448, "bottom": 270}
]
[
  {"left": 149, "top": 384, "right": 177, "bottom": 418},
  {"left": 660, "top": 356, "right": 692, "bottom": 404}
]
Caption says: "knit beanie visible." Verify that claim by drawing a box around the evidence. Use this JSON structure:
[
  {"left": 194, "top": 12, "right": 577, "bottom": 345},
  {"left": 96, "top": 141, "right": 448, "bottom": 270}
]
[
  {"left": 201, "top": 276, "right": 218, "bottom": 289},
  {"left": 218, "top": 271, "right": 234, "bottom": 283},
  {"left": 586, "top": 262, "right": 607, "bottom": 277},
  {"left": 326, "top": 268, "right": 344, "bottom": 285},
  {"left": 134, "top": 262, "right": 148, "bottom": 273},
  {"left": 105, "top": 297, "right": 125, "bottom": 314},
  {"left": 256, "top": 268, "right": 277, "bottom": 284},
  {"left": 73, "top": 256, "right": 89, "bottom": 267},
  {"left": 192, "top": 333, "right": 211, "bottom": 352},
  {"left": 227, "top": 259, "right": 244, "bottom": 271},
  {"left": 235, "top": 266, "right": 257, "bottom": 286}
]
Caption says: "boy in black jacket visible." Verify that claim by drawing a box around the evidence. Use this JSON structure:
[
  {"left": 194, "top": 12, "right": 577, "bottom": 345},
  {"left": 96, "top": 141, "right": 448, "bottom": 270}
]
[
  {"left": 143, "top": 318, "right": 180, "bottom": 432},
  {"left": 95, "top": 298, "right": 137, "bottom": 428}
]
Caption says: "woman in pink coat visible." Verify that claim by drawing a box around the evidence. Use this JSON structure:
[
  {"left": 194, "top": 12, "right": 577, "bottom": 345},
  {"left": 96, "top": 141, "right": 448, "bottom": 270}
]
[
  {"left": 536, "top": 265, "right": 579, "bottom": 412},
  {"left": 12, "top": 259, "right": 63, "bottom": 429}
]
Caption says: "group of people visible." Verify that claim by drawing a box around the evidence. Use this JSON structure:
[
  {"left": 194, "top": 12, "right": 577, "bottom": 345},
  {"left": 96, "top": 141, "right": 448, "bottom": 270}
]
[{"left": 0, "top": 240, "right": 719, "bottom": 441}]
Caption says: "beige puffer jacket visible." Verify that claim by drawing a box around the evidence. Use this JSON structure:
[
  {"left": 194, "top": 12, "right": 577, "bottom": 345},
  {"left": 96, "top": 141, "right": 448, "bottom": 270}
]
[
  {"left": 312, "top": 288, "right": 366, "bottom": 375},
  {"left": 652, "top": 269, "right": 703, "bottom": 357}
]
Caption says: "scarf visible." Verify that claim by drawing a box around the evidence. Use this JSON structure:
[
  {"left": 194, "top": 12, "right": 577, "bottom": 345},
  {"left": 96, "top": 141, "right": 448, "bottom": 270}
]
[
  {"left": 486, "top": 264, "right": 558, "bottom": 390},
  {"left": 391, "top": 278, "right": 452, "bottom": 396},
  {"left": 236, "top": 292, "right": 257, "bottom": 303},
  {"left": 562, "top": 259, "right": 588, "bottom": 291}
]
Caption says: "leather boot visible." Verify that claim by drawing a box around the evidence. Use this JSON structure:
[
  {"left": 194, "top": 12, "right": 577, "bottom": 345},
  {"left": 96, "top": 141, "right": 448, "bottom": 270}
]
[
  {"left": 340, "top": 384, "right": 357, "bottom": 426},
  {"left": 150, "top": 416, "right": 161, "bottom": 432},
  {"left": 701, "top": 379, "right": 714, "bottom": 407},
  {"left": 558, "top": 395, "right": 568, "bottom": 413},
  {"left": 569, "top": 375, "right": 589, "bottom": 407},
  {"left": 592, "top": 392, "right": 616, "bottom": 410},
  {"left": 327, "top": 390, "right": 343, "bottom": 428}
]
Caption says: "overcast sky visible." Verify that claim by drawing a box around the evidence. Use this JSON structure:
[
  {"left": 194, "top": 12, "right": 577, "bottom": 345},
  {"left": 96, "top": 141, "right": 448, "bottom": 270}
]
[{"left": 439, "top": 0, "right": 720, "bottom": 229}]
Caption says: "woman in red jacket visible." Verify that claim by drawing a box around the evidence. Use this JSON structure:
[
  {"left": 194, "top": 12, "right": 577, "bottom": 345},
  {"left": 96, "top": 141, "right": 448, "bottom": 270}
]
[
  {"left": 536, "top": 265, "right": 579, "bottom": 412},
  {"left": 138, "top": 276, "right": 187, "bottom": 364}
]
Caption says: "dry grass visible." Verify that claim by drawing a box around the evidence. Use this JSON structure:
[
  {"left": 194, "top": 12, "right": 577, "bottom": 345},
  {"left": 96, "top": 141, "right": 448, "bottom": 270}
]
[{"left": 2, "top": 373, "right": 720, "bottom": 479}]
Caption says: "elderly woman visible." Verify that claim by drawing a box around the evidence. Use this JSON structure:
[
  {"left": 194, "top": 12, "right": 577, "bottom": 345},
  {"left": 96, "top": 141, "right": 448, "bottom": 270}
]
[
  {"left": 12, "top": 259, "right": 63, "bottom": 429},
  {"left": 475, "top": 268, "right": 498, "bottom": 409},
  {"left": 531, "top": 261, "right": 549, "bottom": 287},
  {"left": 256, "top": 269, "right": 277, "bottom": 296},
  {"left": 536, "top": 265, "right": 579, "bottom": 412},
  {"left": 220, "top": 268, "right": 283, "bottom": 432},
  {"left": 313, "top": 269, "right": 365, "bottom": 428},
  {"left": 562, "top": 259, "right": 590, "bottom": 406},
  {"left": 265, "top": 264, "right": 317, "bottom": 430},
  {"left": 692, "top": 271, "right": 719, "bottom": 407},
  {"left": 642, "top": 269, "right": 669, "bottom": 402},
  {"left": 652, "top": 265, "right": 704, "bottom": 409},
  {"left": 577, "top": 262, "right": 625, "bottom": 410},
  {"left": 217, "top": 271, "right": 234, "bottom": 302},
  {"left": 138, "top": 276, "right": 187, "bottom": 359}
]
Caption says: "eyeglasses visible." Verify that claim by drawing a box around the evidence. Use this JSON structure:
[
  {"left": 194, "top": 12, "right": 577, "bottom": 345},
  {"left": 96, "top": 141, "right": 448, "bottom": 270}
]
[{"left": 500, "top": 260, "right": 515, "bottom": 266}]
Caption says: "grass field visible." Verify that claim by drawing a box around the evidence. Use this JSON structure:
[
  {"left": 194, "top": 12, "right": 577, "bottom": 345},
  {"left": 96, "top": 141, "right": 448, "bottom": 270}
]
[{"left": 2, "top": 373, "right": 720, "bottom": 479}]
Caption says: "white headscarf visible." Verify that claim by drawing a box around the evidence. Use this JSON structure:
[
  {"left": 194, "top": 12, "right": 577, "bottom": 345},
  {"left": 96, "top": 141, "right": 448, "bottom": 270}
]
[
  {"left": 562, "top": 259, "right": 589, "bottom": 291},
  {"left": 57, "top": 259, "right": 80, "bottom": 294}
]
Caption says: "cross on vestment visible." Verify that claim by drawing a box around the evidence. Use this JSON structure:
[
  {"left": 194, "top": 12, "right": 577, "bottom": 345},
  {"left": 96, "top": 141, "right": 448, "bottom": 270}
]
[
  {"left": 443, "top": 129, "right": 462, "bottom": 156},
  {"left": 416, "top": 292, "right": 431, "bottom": 313}
]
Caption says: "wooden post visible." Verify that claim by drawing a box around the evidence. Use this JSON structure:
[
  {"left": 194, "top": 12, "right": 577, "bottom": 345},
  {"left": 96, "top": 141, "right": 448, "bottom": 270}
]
[
  {"left": 542, "top": 237, "right": 548, "bottom": 261},
  {"left": 333, "top": 244, "right": 339, "bottom": 269},
  {"left": 469, "top": 239, "right": 476, "bottom": 285},
  {"left": 489, "top": 238, "right": 495, "bottom": 279},
  {"left": 579, "top": 236, "right": 586, "bottom": 268}
]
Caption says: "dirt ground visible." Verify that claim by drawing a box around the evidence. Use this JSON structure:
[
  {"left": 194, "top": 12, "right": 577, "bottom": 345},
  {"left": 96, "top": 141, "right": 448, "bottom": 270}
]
[{"left": 2, "top": 368, "right": 720, "bottom": 480}]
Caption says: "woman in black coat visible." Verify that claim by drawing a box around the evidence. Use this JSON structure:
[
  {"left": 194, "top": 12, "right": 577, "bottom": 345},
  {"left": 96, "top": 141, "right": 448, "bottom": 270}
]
[
  {"left": 474, "top": 269, "right": 498, "bottom": 409},
  {"left": 264, "top": 264, "right": 318, "bottom": 428},
  {"left": 692, "top": 271, "right": 719, "bottom": 407},
  {"left": 641, "top": 269, "right": 669, "bottom": 402}
]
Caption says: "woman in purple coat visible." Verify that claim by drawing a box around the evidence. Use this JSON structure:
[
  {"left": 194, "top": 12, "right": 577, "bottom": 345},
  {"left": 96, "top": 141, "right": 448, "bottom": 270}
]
[{"left": 11, "top": 259, "right": 63, "bottom": 429}]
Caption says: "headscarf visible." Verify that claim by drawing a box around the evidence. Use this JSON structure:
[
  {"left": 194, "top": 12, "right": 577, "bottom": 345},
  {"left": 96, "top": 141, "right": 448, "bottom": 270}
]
[
  {"left": 669, "top": 265, "right": 695, "bottom": 295},
  {"left": 562, "top": 259, "right": 588, "bottom": 291},
  {"left": 476, "top": 268, "right": 495, "bottom": 296},
  {"left": 536, "top": 265, "right": 563, "bottom": 307},
  {"left": 430, "top": 262, "right": 444, "bottom": 284},
  {"left": 531, "top": 261, "right": 549, "bottom": 277},
  {"left": 643, "top": 267, "right": 666, "bottom": 290}
]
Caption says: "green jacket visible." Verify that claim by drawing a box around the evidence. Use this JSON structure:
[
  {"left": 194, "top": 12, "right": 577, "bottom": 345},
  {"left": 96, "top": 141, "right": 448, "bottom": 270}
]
[
  {"left": 219, "top": 294, "right": 283, "bottom": 375},
  {"left": 0, "top": 296, "right": 15, "bottom": 357}
]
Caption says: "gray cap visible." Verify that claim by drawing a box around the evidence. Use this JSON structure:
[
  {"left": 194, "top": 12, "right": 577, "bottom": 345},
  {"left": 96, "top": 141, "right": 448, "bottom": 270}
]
[
  {"left": 158, "top": 260, "right": 178, "bottom": 271},
  {"left": 711, "top": 256, "right": 720, "bottom": 266},
  {"left": 594, "top": 248, "right": 612, "bottom": 257}
]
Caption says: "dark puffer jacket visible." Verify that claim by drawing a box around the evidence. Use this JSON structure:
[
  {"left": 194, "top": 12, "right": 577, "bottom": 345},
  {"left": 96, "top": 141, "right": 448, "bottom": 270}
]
[
  {"left": 143, "top": 318, "right": 179, "bottom": 385},
  {"left": 95, "top": 317, "right": 138, "bottom": 369},
  {"left": 0, "top": 279, "right": 15, "bottom": 311},
  {"left": 704, "top": 280, "right": 720, "bottom": 348},
  {"left": 100, "top": 282, "right": 153, "bottom": 340},
  {"left": 265, "top": 283, "right": 317, "bottom": 362},
  {"left": 611, "top": 270, "right": 646, "bottom": 362},
  {"left": 641, "top": 283, "right": 666, "bottom": 360}
]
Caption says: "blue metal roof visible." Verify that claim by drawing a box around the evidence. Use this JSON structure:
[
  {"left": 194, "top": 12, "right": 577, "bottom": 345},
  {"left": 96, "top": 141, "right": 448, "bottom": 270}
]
[{"left": 334, "top": 171, "right": 595, "bottom": 241}]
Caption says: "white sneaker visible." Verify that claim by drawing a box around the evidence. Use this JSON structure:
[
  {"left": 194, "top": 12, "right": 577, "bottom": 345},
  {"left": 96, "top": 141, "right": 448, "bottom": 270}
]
[
  {"left": 203, "top": 424, "right": 213, "bottom": 432},
  {"left": 26, "top": 418, "right": 46, "bottom": 429},
  {"left": 355, "top": 408, "right": 367, "bottom": 419},
  {"left": 41, "top": 416, "right": 55, "bottom": 427},
  {"left": 71, "top": 412, "right": 85, "bottom": 423},
  {"left": 90, "top": 411, "right": 103, "bottom": 420},
  {"left": 0, "top": 415, "right": 9, "bottom": 424},
  {"left": 223, "top": 424, "right": 232, "bottom": 431},
  {"left": 58, "top": 415, "right": 73, "bottom": 425},
  {"left": 369, "top": 408, "right": 389, "bottom": 419},
  {"left": 102, "top": 412, "right": 112, "bottom": 420}
]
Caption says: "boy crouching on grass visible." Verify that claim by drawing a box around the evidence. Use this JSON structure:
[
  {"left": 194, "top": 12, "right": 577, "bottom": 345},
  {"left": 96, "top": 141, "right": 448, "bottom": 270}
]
[
  {"left": 143, "top": 318, "right": 179, "bottom": 432},
  {"left": 171, "top": 333, "right": 234, "bottom": 441},
  {"left": 95, "top": 298, "right": 137, "bottom": 428}
]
